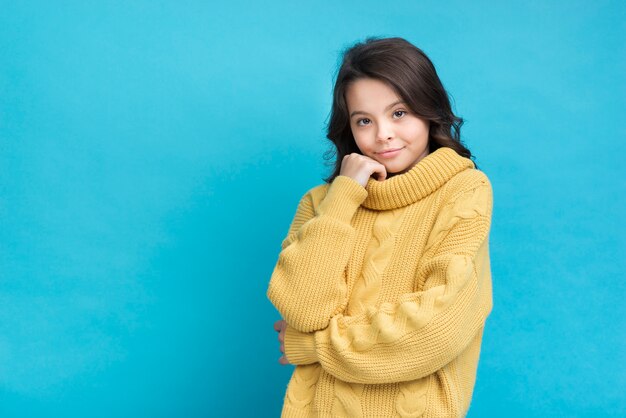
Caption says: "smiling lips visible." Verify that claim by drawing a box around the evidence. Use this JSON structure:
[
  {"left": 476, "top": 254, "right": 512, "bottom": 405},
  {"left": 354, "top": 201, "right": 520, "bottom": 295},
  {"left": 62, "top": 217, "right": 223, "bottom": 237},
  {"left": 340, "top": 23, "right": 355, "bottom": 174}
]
[{"left": 377, "top": 147, "right": 404, "bottom": 158}]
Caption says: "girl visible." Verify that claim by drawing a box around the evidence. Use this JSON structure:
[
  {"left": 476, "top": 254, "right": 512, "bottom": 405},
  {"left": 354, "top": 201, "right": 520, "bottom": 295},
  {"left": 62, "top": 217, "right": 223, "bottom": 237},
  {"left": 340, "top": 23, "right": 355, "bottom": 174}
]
[{"left": 267, "top": 36, "right": 493, "bottom": 418}]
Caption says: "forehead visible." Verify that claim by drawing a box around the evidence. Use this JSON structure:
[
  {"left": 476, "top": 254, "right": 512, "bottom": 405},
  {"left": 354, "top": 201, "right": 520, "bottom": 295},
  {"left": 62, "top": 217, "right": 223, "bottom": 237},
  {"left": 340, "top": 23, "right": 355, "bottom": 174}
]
[{"left": 346, "top": 78, "right": 402, "bottom": 109}]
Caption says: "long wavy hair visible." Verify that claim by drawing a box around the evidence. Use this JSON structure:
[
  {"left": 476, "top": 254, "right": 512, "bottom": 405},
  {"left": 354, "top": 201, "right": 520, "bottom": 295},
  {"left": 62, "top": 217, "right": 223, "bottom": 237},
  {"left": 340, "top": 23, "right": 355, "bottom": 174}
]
[{"left": 322, "top": 36, "right": 477, "bottom": 183}]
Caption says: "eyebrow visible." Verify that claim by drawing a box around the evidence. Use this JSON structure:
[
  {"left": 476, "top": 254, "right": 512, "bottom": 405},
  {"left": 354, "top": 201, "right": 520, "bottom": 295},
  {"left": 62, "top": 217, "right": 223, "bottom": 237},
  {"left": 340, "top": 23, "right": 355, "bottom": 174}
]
[{"left": 350, "top": 100, "right": 405, "bottom": 119}]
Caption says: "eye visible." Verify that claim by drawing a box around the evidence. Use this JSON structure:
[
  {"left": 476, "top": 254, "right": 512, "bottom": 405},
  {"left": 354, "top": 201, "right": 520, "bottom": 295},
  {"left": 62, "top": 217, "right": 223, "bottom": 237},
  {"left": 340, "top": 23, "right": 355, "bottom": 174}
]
[
  {"left": 393, "top": 110, "right": 407, "bottom": 118},
  {"left": 356, "top": 118, "right": 371, "bottom": 126}
]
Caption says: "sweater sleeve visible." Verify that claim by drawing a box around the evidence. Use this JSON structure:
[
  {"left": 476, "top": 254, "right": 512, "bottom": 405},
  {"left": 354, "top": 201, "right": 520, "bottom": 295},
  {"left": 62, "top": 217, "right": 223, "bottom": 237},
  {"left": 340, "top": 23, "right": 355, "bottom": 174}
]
[
  {"left": 266, "top": 175, "right": 369, "bottom": 333},
  {"left": 283, "top": 181, "right": 494, "bottom": 384}
]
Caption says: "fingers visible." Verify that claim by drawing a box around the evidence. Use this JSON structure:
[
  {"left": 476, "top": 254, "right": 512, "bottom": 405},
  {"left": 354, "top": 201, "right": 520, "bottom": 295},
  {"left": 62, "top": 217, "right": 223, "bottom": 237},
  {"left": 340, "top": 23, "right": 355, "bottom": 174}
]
[
  {"left": 279, "top": 340, "right": 288, "bottom": 365},
  {"left": 371, "top": 163, "right": 387, "bottom": 181},
  {"left": 274, "top": 319, "right": 289, "bottom": 365},
  {"left": 273, "top": 319, "right": 285, "bottom": 332},
  {"left": 341, "top": 153, "right": 388, "bottom": 186}
]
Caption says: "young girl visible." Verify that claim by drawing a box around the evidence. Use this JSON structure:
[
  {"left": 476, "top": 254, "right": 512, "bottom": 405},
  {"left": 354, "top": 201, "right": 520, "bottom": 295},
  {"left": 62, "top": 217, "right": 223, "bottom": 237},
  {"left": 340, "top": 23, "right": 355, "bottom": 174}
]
[{"left": 267, "top": 36, "right": 493, "bottom": 418}]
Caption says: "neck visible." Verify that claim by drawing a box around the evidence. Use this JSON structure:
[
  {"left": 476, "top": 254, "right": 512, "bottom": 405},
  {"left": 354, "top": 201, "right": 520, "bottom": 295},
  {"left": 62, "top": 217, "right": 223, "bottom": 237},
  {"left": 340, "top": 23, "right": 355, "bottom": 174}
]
[{"left": 361, "top": 147, "right": 475, "bottom": 210}]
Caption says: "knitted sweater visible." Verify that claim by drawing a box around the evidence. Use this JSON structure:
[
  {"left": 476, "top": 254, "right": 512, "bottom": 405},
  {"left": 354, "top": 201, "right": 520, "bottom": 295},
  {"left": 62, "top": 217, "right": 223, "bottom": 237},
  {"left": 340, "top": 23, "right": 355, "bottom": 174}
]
[{"left": 267, "top": 147, "right": 494, "bottom": 418}]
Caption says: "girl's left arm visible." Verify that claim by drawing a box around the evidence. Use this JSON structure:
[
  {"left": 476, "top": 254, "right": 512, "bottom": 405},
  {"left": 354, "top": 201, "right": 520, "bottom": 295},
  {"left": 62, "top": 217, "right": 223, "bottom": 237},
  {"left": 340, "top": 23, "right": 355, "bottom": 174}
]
[{"left": 282, "top": 180, "right": 494, "bottom": 384}]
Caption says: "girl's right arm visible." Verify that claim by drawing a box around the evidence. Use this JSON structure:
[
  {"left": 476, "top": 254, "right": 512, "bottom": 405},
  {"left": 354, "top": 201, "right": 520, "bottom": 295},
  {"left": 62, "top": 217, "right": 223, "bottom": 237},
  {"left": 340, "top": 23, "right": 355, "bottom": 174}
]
[{"left": 266, "top": 175, "right": 368, "bottom": 333}]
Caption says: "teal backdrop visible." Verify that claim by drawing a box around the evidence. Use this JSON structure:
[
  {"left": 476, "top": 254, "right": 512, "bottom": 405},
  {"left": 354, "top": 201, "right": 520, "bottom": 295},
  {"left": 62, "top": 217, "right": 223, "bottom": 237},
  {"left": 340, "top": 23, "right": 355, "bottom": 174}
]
[{"left": 1, "top": 1, "right": 624, "bottom": 417}]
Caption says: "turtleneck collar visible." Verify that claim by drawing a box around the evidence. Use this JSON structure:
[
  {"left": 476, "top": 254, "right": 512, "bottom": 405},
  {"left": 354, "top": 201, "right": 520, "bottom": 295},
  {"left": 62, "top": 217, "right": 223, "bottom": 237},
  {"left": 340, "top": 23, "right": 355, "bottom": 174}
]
[{"left": 361, "top": 147, "right": 475, "bottom": 210}]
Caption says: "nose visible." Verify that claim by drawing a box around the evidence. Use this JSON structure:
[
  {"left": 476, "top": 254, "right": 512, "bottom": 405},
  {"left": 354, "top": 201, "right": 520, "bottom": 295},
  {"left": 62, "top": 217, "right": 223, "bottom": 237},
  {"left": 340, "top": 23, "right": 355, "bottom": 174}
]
[{"left": 376, "top": 121, "right": 394, "bottom": 142}]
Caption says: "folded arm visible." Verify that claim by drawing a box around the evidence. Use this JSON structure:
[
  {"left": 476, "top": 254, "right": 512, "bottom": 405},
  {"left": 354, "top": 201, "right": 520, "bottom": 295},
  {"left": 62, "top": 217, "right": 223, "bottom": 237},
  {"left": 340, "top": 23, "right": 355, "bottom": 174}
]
[
  {"left": 283, "top": 181, "right": 494, "bottom": 384},
  {"left": 267, "top": 175, "right": 368, "bottom": 333}
]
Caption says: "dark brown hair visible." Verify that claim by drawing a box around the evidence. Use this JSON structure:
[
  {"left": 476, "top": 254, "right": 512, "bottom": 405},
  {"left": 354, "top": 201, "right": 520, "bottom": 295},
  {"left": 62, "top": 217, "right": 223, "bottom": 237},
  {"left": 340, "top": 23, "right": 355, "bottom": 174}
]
[{"left": 322, "top": 36, "right": 477, "bottom": 183}]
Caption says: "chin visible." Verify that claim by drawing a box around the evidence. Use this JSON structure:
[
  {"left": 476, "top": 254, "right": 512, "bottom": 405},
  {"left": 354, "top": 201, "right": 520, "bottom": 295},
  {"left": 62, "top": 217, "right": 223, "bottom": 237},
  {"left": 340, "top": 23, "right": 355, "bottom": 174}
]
[{"left": 384, "top": 163, "right": 409, "bottom": 174}]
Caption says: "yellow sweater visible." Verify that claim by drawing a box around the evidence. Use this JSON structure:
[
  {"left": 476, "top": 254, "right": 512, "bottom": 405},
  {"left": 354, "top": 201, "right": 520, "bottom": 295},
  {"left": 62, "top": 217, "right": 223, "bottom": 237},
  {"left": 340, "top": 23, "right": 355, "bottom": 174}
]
[{"left": 267, "top": 147, "right": 494, "bottom": 418}]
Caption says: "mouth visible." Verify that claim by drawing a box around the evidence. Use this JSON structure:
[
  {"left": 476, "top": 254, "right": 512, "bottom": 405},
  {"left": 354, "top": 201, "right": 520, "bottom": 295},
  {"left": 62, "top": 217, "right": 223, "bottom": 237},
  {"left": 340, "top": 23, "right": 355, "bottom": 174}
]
[{"left": 377, "top": 147, "right": 404, "bottom": 157}]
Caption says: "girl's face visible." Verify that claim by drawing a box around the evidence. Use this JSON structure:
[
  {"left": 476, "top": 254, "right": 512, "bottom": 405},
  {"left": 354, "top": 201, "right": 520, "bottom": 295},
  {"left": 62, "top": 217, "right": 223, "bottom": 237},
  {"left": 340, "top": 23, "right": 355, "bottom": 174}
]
[{"left": 346, "top": 77, "right": 430, "bottom": 177}]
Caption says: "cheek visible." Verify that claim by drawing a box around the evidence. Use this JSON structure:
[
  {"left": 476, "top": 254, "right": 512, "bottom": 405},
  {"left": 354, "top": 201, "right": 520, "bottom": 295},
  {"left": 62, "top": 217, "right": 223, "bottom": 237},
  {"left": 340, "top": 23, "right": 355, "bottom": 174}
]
[
  {"left": 419, "top": 120, "right": 430, "bottom": 136},
  {"left": 407, "top": 122, "right": 429, "bottom": 140},
  {"left": 353, "top": 133, "right": 368, "bottom": 150}
]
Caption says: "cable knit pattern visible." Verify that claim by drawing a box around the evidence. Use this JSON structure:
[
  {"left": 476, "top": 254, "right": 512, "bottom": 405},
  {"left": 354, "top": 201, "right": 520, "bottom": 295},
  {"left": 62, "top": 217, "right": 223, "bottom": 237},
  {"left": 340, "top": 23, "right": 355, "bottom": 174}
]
[
  {"left": 267, "top": 147, "right": 494, "bottom": 417},
  {"left": 286, "top": 364, "right": 322, "bottom": 409},
  {"left": 395, "top": 376, "right": 429, "bottom": 417},
  {"left": 347, "top": 208, "right": 407, "bottom": 316},
  {"left": 331, "top": 380, "right": 365, "bottom": 417}
]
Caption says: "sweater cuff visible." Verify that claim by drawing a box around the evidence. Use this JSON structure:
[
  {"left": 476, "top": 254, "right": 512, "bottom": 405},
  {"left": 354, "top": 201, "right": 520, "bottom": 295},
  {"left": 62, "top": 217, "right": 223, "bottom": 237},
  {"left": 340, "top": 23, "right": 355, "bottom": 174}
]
[
  {"left": 316, "top": 175, "right": 368, "bottom": 224},
  {"left": 285, "top": 324, "right": 318, "bottom": 365}
]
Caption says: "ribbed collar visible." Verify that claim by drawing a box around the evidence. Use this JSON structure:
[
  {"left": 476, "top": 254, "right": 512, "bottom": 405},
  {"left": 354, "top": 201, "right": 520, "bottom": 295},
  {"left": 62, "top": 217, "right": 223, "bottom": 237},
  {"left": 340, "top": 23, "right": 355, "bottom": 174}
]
[{"left": 362, "top": 147, "right": 475, "bottom": 210}]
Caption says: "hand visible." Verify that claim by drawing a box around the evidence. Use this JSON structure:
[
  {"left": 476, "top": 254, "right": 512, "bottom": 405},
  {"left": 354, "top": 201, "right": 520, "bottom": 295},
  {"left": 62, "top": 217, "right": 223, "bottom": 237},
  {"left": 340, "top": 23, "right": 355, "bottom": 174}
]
[
  {"left": 340, "top": 153, "right": 387, "bottom": 187},
  {"left": 274, "top": 319, "right": 291, "bottom": 365}
]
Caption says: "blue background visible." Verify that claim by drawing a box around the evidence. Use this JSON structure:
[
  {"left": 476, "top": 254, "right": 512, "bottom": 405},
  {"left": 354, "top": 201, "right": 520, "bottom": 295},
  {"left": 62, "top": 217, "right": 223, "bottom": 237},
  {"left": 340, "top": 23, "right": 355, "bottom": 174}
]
[{"left": 1, "top": 1, "right": 624, "bottom": 417}]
